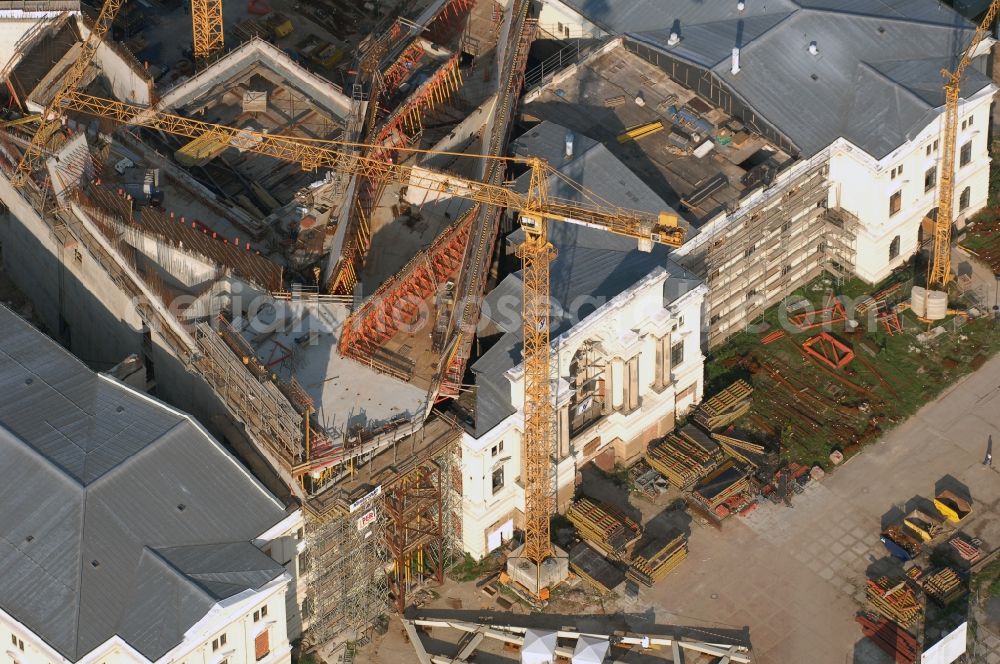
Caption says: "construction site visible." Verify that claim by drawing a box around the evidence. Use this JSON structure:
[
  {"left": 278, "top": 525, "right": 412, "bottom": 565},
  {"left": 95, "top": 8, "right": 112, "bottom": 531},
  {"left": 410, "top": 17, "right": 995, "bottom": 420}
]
[{"left": 2, "top": 0, "right": 1000, "bottom": 663}]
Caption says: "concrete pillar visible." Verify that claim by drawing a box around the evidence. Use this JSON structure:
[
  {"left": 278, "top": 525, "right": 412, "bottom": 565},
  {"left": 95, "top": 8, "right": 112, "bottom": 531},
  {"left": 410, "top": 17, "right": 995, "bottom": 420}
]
[{"left": 611, "top": 357, "right": 624, "bottom": 410}]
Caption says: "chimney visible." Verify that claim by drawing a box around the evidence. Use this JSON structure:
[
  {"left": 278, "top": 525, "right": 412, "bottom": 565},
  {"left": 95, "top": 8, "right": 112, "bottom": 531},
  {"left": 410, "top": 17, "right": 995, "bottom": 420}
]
[
  {"left": 564, "top": 131, "right": 574, "bottom": 159},
  {"left": 668, "top": 31, "right": 680, "bottom": 46},
  {"left": 808, "top": 41, "right": 819, "bottom": 56},
  {"left": 731, "top": 47, "right": 741, "bottom": 75}
]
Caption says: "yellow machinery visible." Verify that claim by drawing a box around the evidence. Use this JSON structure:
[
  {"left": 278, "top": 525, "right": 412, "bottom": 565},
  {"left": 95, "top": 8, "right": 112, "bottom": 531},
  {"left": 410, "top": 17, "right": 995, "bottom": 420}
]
[
  {"left": 929, "top": 0, "right": 1000, "bottom": 289},
  {"left": 617, "top": 120, "right": 664, "bottom": 144},
  {"left": 9, "top": 0, "right": 125, "bottom": 187},
  {"left": 47, "top": 88, "right": 684, "bottom": 580},
  {"left": 191, "top": 0, "right": 225, "bottom": 64}
]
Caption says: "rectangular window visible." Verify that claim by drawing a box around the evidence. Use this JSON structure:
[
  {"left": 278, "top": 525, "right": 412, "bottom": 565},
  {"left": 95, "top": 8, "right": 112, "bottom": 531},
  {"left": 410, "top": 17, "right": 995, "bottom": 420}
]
[
  {"left": 491, "top": 445, "right": 498, "bottom": 457},
  {"left": 254, "top": 631, "right": 270, "bottom": 661},
  {"left": 254, "top": 609, "right": 261, "bottom": 622},
  {"left": 960, "top": 141, "right": 972, "bottom": 167},
  {"left": 492, "top": 466, "right": 504, "bottom": 494},
  {"left": 261, "top": 605, "right": 267, "bottom": 618},
  {"left": 670, "top": 341, "right": 684, "bottom": 369},
  {"left": 961, "top": 119, "right": 967, "bottom": 130},
  {"left": 889, "top": 191, "right": 902, "bottom": 217},
  {"left": 498, "top": 440, "right": 503, "bottom": 453},
  {"left": 969, "top": 114, "right": 975, "bottom": 126},
  {"left": 926, "top": 144, "right": 932, "bottom": 156},
  {"left": 960, "top": 186, "right": 971, "bottom": 211},
  {"left": 934, "top": 139, "right": 939, "bottom": 151},
  {"left": 924, "top": 166, "right": 936, "bottom": 193}
]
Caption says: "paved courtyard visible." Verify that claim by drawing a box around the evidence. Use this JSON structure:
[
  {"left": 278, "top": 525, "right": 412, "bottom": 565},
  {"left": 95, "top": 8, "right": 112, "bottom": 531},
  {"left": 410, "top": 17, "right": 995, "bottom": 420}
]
[{"left": 644, "top": 349, "right": 1000, "bottom": 663}]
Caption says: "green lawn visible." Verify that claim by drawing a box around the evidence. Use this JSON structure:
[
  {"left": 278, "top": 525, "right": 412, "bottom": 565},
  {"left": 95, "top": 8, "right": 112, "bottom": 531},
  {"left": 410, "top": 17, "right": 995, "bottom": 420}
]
[{"left": 704, "top": 271, "right": 1000, "bottom": 469}]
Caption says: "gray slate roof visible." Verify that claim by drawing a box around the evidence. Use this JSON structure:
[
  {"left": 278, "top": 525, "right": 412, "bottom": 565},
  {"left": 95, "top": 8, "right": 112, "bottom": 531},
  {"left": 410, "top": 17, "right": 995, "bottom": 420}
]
[
  {"left": 563, "top": 0, "right": 993, "bottom": 157},
  {"left": 472, "top": 123, "right": 700, "bottom": 435},
  {"left": 0, "top": 306, "right": 288, "bottom": 662}
]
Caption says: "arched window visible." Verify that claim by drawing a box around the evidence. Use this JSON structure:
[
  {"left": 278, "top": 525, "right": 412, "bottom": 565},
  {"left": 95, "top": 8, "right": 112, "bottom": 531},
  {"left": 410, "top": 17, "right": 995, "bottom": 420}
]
[
  {"left": 889, "top": 235, "right": 900, "bottom": 260},
  {"left": 960, "top": 186, "right": 971, "bottom": 211}
]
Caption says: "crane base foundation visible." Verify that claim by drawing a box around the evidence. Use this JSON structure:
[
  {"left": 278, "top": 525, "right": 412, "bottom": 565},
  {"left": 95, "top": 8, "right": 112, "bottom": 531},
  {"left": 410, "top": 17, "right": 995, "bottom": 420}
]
[{"left": 506, "top": 544, "right": 569, "bottom": 598}]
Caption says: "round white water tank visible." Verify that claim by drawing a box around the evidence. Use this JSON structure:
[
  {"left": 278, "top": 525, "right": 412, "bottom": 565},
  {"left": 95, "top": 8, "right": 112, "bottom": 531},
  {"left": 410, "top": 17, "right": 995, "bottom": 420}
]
[{"left": 911, "top": 286, "right": 948, "bottom": 320}]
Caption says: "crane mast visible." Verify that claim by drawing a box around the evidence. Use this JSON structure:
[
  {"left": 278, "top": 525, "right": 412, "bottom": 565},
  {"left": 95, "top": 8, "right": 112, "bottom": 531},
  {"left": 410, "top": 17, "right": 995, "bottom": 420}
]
[
  {"left": 24, "top": 59, "right": 684, "bottom": 593},
  {"left": 191, "top": 0, "right": 225, "bottom": 65},
  {"left": 930, "top": 0, "right": 1000, "bottom": 289}
]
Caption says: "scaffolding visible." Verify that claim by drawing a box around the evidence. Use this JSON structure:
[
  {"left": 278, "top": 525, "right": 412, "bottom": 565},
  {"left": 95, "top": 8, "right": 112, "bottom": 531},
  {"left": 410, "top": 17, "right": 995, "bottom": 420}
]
[
  {"left": 304, "top": 413, "right": 462, "bottom": 648},
  {"left": 673, "top": 154, "right": 858, "bottom": 348}
]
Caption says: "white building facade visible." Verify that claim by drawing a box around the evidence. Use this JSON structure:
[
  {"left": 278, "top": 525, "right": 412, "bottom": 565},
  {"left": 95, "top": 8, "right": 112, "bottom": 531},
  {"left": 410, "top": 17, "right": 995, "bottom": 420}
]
[
  {"left": 461, "top": 269, "right": 707, "bottom": 558},
  {"left": 2, "top": 575, "right": 292, "bottom": 664}
]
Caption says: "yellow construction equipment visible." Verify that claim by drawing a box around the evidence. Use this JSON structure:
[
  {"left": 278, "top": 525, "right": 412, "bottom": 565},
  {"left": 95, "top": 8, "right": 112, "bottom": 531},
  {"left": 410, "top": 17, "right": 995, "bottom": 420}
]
[
  {"left": 191, "top": 0, "right": 225, "bottom": 64},
  {"left": 9, "top": 0, "right": 125, "bottom": 187},
  {"left": 929, "top": 0, "right": 1000, "bottom": 289},
  {"left": 45, "top": 87, "right": 685, "bottom": 589},
  {"left": 0, "top": 114, "right": 40, "bottom": 129},
  {"left": 617, "top": 120, "right": 664, "bottom": 144}
]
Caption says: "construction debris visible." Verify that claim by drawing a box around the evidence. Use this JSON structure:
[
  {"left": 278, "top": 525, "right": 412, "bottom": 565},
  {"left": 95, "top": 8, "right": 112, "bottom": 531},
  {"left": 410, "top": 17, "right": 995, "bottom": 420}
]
[
  {"left": 866, "top": 577, "right": 922, "bottom": 628},
  {"left": 693, "top": 380, "right": 753, "bottom": 431},
  {"left": 645, "top": 425, "right": 722, "bottom": 489},
  {"left": 566, "top": 496, "right": 642, "bottom": 560},
  {"left": 627, "top": 532, "right": 689, "bottom": 587}
]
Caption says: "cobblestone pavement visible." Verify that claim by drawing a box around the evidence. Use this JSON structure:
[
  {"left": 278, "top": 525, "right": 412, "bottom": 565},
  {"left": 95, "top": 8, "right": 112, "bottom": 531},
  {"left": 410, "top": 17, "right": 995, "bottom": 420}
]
[{"left": 641, "top": 351, "right": 1000, "bottom": 663}]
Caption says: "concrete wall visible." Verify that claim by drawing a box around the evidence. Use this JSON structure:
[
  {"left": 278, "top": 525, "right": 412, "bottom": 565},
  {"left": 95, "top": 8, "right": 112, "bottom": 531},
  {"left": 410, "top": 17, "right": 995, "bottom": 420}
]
[{"left": 536, "top": 0, "right": 606, "bottom": 40}]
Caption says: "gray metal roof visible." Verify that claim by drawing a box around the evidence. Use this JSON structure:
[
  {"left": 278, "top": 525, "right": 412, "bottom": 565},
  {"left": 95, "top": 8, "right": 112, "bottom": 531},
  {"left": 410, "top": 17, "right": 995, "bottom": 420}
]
[
  {"left": 0, "top": 306, "right": 288, "bottom": 662},
  {"left": 472, "top": 123, "right": 700, "bottom": 435},
  {"left": 564, "top": 0, "right": 992, "bottom": 157}
]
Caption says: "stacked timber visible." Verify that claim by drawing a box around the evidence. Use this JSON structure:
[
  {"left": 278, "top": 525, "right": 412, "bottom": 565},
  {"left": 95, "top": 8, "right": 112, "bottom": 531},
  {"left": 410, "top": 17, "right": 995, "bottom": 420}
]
[
  {"left": 568, "top": 542, "right": 625, "bottom": 593},
  {"left": 567, "top": 497, "right": 642, "bottom": 560},
  {"left": 645, "top": 425, "right": 722, "bottom": 489},
  {"left": 855, "top": 612, "right": 918, "bottom": 664},
  {"left": 866, "top": 577, "right": 921, "bottom": 628},
  {"left": 712, "top": 433, "right": 766, "bottom": 468},
  {"left": 693, "top": 460, "right": 751, "bottom": 513},
  {"left": 627, "top": 533, "right": 688, "bottom": 586},
  {"left": 921, "top": 568, "right": 965, "bottom": 605},
  {"left": 693, "top": 380, "right": 753, "bottom": 430}
]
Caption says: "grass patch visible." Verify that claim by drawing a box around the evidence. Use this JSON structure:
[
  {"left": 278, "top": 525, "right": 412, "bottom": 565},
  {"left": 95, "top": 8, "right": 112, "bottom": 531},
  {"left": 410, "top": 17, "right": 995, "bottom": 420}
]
[
  {"left": 705, "top": 271, "right": 1000, "bottom": 469},
  {"left": 448, "top": 552, "right": 500, "bottom": 582},
  {"left": 972, "top": 558, "right": 1000, "bottom": 598}
]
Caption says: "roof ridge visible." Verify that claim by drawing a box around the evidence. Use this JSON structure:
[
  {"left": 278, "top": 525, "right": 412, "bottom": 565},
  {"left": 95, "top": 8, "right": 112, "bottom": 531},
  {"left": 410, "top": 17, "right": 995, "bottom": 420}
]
[
  {"left": 856, "top": 60, "right": 932, "bottom": 110},
  {"left": 797, "top": 5, "right": 974, "bottom": 31}
]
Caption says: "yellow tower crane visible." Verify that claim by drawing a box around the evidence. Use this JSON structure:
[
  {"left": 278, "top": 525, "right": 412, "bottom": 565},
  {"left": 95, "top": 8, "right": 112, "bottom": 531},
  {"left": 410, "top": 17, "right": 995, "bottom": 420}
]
[
  {"left": 48, "top": 89, "right": 684, "bottom": 584},
  {"left": 9, "top": 0, "right": 125, "bottom": 187},
  {"left": 929, "top": 0, "right": 1000, "bottom": 289},
  {"left": 191, "top": 0, "right": 225, "bottom": 65}
]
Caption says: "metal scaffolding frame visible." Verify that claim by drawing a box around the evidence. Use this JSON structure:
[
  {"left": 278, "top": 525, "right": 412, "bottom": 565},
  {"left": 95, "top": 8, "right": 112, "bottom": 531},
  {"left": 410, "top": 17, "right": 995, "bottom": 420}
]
[
  {"left": 304, "top": 415, "right": 461, "bottom": 647},
  {"left": 674, "top": 156, "right": 859, "bottom": 348}
]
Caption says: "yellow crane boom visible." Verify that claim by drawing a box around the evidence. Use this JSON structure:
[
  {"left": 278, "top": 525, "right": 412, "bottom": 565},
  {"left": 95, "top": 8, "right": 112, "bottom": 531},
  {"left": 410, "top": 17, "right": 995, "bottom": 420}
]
[
  {"left": 49, "top": 87, "right": 684, "bottom": 578},
  {"left": 59, "top": 90, "right": 683, "bottom": 245},
  {"left": 10, "top": 0, "right": 125, "bottom": 187},
  {"left": 191, "top": 0, "right": 225, "bottom": 64},
  {"left": 930, "top": 0, "right": 1000, "bottom": 289}
]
